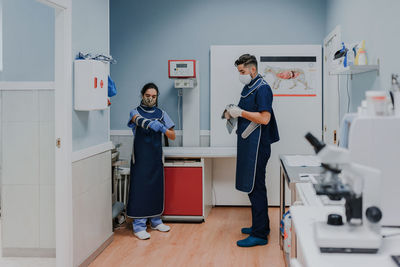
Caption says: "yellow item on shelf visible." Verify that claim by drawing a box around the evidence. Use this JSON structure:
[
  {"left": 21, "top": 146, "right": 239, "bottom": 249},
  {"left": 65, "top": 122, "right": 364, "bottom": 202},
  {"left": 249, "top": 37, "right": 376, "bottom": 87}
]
[{"left": 355, "top": 40, "right": 368, "bottom": 65}]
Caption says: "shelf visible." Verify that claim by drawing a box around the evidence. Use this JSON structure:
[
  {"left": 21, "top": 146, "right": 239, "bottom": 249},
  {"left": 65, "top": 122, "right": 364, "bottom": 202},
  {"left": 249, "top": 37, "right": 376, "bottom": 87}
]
[{"left": 329, "top": 65, "right": 379, "bottom": 76}]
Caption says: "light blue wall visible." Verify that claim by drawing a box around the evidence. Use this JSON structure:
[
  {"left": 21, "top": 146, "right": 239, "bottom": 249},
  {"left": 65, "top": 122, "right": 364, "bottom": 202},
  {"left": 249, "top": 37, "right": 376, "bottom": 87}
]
[
  {"left": 72, "top": 0, "right": 110, "bottom": 151},
  {"left": 0, "top": 0, "right": 54, "bottom": 81},
  {"left": 110, "top": 0, "right": 327, "bottom": 130},
  {"left": 326, "top": 0, "right": 400, "bottom": 119},
  {"left": 1, "top": 0, "right": 110, "bottom": 151}
]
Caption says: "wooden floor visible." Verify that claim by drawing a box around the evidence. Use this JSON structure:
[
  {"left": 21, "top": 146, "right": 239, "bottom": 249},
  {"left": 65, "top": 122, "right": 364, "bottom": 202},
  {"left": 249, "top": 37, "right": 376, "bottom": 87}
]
[{"left": 90, "top": 207, "right": 285, "bottom": 267}]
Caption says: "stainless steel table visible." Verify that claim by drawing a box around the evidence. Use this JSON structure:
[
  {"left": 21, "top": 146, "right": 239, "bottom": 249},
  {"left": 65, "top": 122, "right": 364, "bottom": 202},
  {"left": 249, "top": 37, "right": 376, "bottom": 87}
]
[{"left": 279, "top": 155, "right": 324, "bottom": 250}]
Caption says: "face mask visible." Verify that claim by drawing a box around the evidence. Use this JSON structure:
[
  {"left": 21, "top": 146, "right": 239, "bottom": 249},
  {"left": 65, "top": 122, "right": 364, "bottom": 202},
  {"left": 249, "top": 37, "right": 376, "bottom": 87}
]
[
  {"left": 143, "top": 96, "right": 156, "bottom": 107},
  {"left": 239, "top": 74, "right": 252, "bottom": 85}
]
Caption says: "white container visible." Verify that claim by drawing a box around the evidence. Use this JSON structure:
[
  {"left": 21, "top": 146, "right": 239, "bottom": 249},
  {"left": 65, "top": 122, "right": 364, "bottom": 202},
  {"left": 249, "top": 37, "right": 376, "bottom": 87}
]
[
  {"left": 393, "top": 91, "right": 400, "bottom": 116},
  {"left": 365, "top": 91, "right": 388, "bottom": 116},
  {"left": 357, "top": 51, "right": 367, "bottom": 66},
  {"left": 74, "top": 60, "right": 109, "bottom": 111},
  {"left": 358, "top": 100, "right": 368, "bottom": 116}
]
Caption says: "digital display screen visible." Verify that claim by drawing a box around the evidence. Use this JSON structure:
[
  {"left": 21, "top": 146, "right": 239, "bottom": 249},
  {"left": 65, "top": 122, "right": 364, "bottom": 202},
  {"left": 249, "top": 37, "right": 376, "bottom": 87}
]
[{"left": 176, "top": 63, "right": 187, "bottom": 68}]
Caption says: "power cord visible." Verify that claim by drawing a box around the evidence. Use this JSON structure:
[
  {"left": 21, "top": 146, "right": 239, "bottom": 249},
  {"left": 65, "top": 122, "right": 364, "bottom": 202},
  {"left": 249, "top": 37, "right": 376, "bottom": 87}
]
[
  {"left": 346, "top": 75, "right": 351, "bottom": 112},
  {"left": 337, "top": 75, "right": 341, "bottom": 121},
  {"left": 382, "top": 232, "right": 400, "bottom": 238},
  {"left": 177, "top": 88, "right": 183, "bottom": 131}
]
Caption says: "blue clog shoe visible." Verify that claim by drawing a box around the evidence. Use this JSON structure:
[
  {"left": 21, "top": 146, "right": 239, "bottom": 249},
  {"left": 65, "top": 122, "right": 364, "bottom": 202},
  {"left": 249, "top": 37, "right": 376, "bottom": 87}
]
[
  {"left": 241, "top": 227, "right": 270, "bottom": 236},
  {"left": 237, "top": 236, "right": 268, "bottom": 247}
]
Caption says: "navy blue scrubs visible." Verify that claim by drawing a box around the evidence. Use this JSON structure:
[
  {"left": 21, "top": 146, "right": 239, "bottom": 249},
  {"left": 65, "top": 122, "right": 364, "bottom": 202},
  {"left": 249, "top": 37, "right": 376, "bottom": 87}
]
[{"left": 236, "top": 74, "right": 279, "bottom": 240}]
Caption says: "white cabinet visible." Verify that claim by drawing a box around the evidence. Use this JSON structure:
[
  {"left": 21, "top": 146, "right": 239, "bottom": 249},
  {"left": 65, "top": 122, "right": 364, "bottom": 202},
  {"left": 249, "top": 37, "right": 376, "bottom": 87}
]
[{"left": 74, "top": 60, "right": 108, "bottom": 111}]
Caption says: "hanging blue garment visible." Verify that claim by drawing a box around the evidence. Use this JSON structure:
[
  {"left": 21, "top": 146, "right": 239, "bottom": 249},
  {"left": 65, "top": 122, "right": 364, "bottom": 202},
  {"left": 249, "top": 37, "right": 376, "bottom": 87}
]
[
  {"left": 108, "top": 76, "right": 117, "bottom": 97},
  {"left": 235, "top": 74, "right": 279, "bottom": 193},
  {"left": 126, "top": 105, "right": 165, "bottom": 218}
]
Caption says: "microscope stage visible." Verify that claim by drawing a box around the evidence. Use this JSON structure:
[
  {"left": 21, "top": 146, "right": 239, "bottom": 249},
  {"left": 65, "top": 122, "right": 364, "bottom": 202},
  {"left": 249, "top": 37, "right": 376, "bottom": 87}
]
[{"left": 314, "top": 221, "right": 382, "bottom": 253}]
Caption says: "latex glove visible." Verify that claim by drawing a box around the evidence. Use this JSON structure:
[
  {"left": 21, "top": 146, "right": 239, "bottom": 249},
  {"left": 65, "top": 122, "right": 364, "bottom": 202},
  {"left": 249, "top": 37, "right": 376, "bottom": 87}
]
[
  {"left": 223, "top": 110, "right": 232, "bottom": 120},
  {"left": 148, "top": 120, "right": 167, "bottom": 133},
  {"left": 227, "top": 105, "right": 243, "bottom": 118}
]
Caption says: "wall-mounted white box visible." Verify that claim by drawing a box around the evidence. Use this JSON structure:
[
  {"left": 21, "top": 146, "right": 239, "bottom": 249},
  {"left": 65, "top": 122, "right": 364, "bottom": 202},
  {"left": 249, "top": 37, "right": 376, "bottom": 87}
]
[{"left": 74, "top": 60, "right": 108, "bottom": 111}]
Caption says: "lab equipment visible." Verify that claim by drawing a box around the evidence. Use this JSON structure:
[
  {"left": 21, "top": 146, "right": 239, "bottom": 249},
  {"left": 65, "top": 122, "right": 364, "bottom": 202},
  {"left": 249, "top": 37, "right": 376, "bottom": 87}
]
[
  {"left": 305, "top": 133, "right": 383, "bottom": 253},
  {"left": 174, "top": 79, "right": 196, "bottom": 88},
  {"left": 74, "top": 59, "right": 108, "bottom": 110},
  {"left": 168, "top": 60, "right": 196, "bottom": 78},
  {"left": 392, "top": 255, "right": 400, "bottom": 267},
  {"left": 365, "top": 90, "right": 389, "bottom": 116},
  {"left": 343, "top": 115, "right": 400, "bottom": 226},
  {"left": 168, "top": 59, "right": 200, "bottom": 147}
]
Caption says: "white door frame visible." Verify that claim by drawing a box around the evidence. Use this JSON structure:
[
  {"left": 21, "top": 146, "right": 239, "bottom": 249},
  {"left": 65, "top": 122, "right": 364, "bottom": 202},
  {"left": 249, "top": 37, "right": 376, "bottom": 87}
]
[
  {"left": 36, "top": 1, "right": 73, "bottom": 266},
  {"left": 323, "top": 25, "right": 341, "bottom": 145}
]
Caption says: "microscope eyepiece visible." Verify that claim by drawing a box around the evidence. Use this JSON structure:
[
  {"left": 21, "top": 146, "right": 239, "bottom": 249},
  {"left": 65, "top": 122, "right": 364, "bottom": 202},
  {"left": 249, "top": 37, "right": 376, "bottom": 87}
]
[{"left": 305, "top": 132, "right": 326, "bottom": 153}]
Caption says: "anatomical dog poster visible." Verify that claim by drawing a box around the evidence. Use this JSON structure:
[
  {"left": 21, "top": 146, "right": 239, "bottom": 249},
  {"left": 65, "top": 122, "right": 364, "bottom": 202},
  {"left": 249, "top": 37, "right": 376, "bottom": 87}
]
[{"left": 260, "top": 56, "right": 317, "bottom": 97}]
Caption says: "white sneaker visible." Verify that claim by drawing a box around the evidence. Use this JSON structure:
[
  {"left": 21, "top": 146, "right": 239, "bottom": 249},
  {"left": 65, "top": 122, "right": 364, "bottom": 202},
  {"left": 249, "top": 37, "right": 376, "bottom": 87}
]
[
  {"left": 151, "top": 223, "right": 170, "bottom": 232},
  {"left": 134, "top": 230, "right": 151, "bottom": 240}
]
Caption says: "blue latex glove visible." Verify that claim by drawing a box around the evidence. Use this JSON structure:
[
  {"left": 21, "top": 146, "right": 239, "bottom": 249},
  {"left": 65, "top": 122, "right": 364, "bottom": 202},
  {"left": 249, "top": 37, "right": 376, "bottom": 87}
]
[{"left": 148, "top": 120, "right": 167, "bottom": 133}]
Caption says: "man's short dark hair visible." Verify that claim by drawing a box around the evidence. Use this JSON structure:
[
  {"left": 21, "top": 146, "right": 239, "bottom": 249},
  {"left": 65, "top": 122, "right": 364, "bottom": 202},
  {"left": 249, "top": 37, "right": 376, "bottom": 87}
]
[{"left": 234, "top": 54, "right": 258, "bottom": 70}]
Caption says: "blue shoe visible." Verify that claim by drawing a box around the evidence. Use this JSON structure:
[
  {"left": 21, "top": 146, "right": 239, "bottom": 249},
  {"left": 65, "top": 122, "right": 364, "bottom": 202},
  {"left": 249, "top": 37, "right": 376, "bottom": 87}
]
[
  {"left": 241, "top": 227, "right": 252, "bottom": 234},
  {"left": 237, "top": 236, "right": 268, "bottom": 247},
  {"left": 241, "top": 227, "right": 271, "bottom": 236}
]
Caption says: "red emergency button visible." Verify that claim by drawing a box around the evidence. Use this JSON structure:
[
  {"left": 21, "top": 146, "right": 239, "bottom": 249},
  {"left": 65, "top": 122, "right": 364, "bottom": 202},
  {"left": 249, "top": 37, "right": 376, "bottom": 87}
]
[
  {"left": 94, "top": 77, "right": 98, "bottom": 88},
  {"left": 100, "top": 80, "right": 104, "bottom": 88}
]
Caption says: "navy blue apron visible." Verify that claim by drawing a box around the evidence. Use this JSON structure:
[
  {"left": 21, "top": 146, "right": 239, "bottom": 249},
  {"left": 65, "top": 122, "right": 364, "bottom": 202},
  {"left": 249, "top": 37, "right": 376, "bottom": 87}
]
[
  {"left": 235, "top": 77, "right": 266, "bottom": 193},
  {"left": 127, "top": 105, "right": 165, "bottom": 218}
]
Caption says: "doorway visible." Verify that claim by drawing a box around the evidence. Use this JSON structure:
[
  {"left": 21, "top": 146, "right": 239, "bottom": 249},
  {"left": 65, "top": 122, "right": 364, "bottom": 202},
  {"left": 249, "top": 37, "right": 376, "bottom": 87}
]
[{"left": 0, "top": 0, "right": 73, "bottom": 266}]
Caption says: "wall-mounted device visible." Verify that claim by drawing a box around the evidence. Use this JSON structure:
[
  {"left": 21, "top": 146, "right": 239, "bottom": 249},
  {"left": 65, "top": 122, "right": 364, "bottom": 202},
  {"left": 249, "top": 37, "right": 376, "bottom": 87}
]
[
  {"left": 74, "top": 60, "right": 109, "bottom": 111},
  {"left": 168, "top": 59, "right": 200, "bottom": 147},
  {"left": 168, "top": 60, "right": 196, "bottom": 78},
  {"left": 174, "top": 79, "right": 196, "bottom": 88}
]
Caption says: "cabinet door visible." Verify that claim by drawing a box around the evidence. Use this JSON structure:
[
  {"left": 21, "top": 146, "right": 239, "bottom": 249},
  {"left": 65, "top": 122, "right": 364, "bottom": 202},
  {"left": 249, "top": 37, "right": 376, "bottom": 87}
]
[{"left": 164, "top": 167, "right": 202, "bottom": 216}]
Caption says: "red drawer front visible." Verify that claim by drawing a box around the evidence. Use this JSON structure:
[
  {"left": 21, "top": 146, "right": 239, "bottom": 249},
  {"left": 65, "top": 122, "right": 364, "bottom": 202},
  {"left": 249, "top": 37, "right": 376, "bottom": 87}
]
[{"left": 163, "top": 167, "right": 202, "bottom": 216}]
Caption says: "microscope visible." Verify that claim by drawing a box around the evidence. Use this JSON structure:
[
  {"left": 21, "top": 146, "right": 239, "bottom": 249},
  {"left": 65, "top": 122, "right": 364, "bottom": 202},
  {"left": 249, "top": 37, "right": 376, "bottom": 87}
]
[{"left": 305, "top": 133, "right": 383, "bottom": 253}]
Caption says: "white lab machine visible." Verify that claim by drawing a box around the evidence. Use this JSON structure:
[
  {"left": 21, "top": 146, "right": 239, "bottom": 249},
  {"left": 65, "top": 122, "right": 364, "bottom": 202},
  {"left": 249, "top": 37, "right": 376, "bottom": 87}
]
[
  {"left": 168, "top": 59, "right": 200, "bottom": 147},
  {"left": 74, "top": 59, "right": 109, "bottom": 110},
  {"left": 305, "top": 133, "right": 383, "bottom": 253},
  {"left": 345, "top": 115, "right": 400, "bottom": 226}
]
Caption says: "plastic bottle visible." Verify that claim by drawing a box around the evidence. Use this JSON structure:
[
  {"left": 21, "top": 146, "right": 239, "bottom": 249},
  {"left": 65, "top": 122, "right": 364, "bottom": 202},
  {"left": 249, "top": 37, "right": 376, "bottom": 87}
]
[
  {"left": 355, "top": 40, "right": 367, "bottom": 65},
  {"left": 347, "top": 46, "right": 354, "bottom": 67}
]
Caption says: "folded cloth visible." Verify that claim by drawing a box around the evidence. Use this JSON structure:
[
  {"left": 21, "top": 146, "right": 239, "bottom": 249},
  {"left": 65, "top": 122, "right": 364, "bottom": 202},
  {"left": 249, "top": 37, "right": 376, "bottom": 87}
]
[{"left": 221, "top": 104, "right": 238, "bottom": 134}]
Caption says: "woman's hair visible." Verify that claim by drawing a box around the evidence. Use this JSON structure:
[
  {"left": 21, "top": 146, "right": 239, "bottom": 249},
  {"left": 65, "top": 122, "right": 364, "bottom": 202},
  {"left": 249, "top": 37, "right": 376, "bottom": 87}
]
[{"left": 140, "top": 82, "right": 159, "bottom": 106}]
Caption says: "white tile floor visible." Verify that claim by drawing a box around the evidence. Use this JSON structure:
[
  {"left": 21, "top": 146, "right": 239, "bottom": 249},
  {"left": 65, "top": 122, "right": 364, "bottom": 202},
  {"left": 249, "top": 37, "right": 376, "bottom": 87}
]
[{"left": 0, "top": 220, "right": 56, "bottom": 267}]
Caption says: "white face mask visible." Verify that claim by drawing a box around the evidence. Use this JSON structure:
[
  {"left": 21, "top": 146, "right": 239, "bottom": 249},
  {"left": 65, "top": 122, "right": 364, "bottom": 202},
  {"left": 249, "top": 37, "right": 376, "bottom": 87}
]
[{"left": 239, "top": 74, "right": 252, "bottom": 85}]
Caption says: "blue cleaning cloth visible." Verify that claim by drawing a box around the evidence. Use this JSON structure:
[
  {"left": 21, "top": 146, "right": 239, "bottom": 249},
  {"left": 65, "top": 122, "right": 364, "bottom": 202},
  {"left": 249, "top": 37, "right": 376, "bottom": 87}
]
[{"left": 108, "top": 76, "right": 117, "bottom": 97}]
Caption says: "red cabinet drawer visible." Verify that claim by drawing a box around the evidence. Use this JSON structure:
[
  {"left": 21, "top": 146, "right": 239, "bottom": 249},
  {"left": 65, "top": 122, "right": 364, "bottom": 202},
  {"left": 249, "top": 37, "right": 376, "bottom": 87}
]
[{"left": 163, "top": 167, "right": 202, "bottom": 216}]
